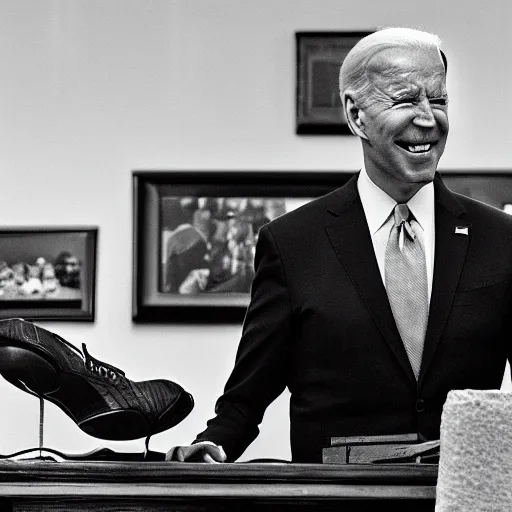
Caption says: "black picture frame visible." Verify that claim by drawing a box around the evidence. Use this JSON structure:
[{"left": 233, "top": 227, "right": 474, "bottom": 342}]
[
  {"left": 0, "top": 227, "right": 98, "bottom": 321},
  {"left": 132, "top": 170, "right": 353, "bottom": 323},
  {"left": 296, "top": 31, "right": 374, "bottom": 135}
]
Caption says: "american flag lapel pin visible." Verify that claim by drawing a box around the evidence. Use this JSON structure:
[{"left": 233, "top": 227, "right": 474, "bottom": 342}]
[{"left": 455, "top": 226, "right": 469, "bottom": 235}]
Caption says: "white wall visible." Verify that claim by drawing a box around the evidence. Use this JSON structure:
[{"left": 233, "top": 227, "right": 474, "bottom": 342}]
[{"left": 0, "top": 0, "right": 510, "bottom": 461}]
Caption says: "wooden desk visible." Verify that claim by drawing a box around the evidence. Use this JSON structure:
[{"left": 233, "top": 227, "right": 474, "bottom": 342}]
[{"left": 0, "top": 461, "right": 437, "bottom": 511}]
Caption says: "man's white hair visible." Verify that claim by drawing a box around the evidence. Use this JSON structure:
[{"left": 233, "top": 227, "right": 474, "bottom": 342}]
[{"left": 339, "top": 27, "right": 444, "bottom": 116}]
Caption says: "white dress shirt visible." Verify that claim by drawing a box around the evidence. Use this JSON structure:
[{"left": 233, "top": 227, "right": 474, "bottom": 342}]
[{"left": 357, "top": 166, "right": 435, "bottom": 303}]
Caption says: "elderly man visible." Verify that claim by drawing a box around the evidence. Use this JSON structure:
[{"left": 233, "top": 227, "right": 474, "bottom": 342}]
[{"left": 168, "top": 27, "right": 512, "bottom": 463}]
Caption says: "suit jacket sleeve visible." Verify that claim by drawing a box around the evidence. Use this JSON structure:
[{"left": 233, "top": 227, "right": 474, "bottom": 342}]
[{"left": 194, "top": 223, "right": 292, "bottom": 461}]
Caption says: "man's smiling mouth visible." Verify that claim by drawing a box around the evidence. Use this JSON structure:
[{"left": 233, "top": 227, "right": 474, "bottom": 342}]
[{"left": 395, "top": 141, "right": 436, "bottom": 154}]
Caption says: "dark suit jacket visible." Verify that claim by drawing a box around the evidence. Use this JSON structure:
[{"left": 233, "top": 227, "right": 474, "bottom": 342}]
[{"left": 195, "top": 173, "right": 512, "bottom": 462}]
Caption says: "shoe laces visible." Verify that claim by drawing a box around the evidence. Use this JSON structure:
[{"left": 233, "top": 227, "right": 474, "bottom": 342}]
[
  {"left": 81, "top": 343, "right": 125, "bottom": 383},
  {"left": 51, "top": 331, "right": 125, "bottom": 383}
]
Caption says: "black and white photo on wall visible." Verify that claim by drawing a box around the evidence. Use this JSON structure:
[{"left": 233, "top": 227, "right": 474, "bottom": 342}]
[
  {"left": 296, "top": 31, "right": 374, "bottom": 135},
  {"left": 0, "top": 227, "right": 98, "bottom": 321},
  {"left": 132, "top": 171, "right": 352, "bottom": 323}
]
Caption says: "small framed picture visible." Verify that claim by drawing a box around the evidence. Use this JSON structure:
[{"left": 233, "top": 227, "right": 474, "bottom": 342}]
[
  {"left": 132, "top": 171, "right": 353, "bottom": 323},
  {"left": 0, "top": 227, "right": 98, "bottom": 321},
  {"left": 296, "top": 31, "right": 374, "bottom": 135}
]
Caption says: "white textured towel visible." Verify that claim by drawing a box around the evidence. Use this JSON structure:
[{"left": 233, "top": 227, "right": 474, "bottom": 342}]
[{"left": 436, "top": 389, "right": 512, "bottom": 511}]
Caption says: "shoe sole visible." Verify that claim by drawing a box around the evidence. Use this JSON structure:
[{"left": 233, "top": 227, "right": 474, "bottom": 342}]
[{"left": 0, "top": 343, "right": 192, "bottom": 441}]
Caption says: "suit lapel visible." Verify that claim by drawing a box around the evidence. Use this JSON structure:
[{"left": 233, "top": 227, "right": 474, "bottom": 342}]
[
  {"left": 419, "top": 174, "right": 470, "bottom": 383},
  {"left": 325, "top": 175, "right": 416, "bottom": 385}
]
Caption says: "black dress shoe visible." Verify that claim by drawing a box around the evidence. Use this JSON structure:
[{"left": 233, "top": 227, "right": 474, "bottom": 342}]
[{"left": 0, "top": 318, "right": 194, "bottom": 441}]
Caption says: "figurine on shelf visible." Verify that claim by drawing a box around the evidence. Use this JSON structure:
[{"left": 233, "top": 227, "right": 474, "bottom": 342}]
[
  {"left": 11, "top": 262, "right": 28, "bottom": 290},
  {"left": 41, "top": 263, "right": 59, "bottom": 295},
  {"left": 0, "top": 262, "right": 16, "bottom": 296},
  {"left": 20, "top": 264, "right": 43, "bottom": 295}
]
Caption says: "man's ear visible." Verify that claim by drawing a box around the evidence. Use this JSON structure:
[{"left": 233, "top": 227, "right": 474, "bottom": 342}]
[{"left": 344, "top": 96, "right": 368, "bottom": 140}]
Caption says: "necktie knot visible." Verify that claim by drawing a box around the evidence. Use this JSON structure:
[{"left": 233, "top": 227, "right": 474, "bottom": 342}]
[
  {"left": 393, "top": 204, "right": 416, "bottom": 241},
  {"left": 394, "top": 204, "right": 410, "bottom": 226}
]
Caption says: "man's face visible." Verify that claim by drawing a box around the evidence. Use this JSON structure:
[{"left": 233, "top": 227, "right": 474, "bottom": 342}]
[{"left": 357, "top": 46, "right": 449, "bottom": 190}]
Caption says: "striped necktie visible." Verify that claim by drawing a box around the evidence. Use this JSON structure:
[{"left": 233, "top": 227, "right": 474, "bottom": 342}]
[{"left": 385, "top": 204, "right": 429, "bottom": 380}]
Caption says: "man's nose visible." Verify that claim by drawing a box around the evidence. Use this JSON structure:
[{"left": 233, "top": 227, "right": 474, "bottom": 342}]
[{"left": 412, "top": 98, "right": 436, "bottom": 128}]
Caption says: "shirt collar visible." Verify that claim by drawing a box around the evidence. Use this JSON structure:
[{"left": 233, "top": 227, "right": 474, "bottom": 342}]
[{"left": 357, "top": 165, "right": 434, "bottom": 234}]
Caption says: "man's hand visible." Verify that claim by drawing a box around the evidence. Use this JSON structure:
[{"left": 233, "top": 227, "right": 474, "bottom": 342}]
[{"left": 165, "top": 441, "right": 227, "bottom": 463}]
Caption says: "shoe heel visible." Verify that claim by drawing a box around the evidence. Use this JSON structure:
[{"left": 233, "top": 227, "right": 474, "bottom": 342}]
[{"left": 0, "top": 345, "right": 58, "bottom": 394}]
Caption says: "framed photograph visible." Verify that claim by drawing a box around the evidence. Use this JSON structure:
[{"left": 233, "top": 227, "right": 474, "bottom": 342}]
[
  {"left": 132, "top": 171, "right": 352, "bottom": 323},
  {"left": 296, "top": 31, "right": 374, "bottom": 135},
  {"left": 0, "top": 227, "right": 98, "bottom": 321}
]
